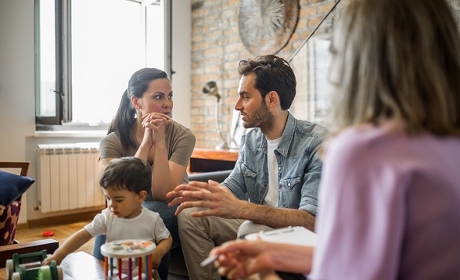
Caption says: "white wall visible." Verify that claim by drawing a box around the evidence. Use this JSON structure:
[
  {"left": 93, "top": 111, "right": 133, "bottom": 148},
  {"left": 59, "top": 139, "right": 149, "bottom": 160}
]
[
  {"left": 0, "top": 0, "right": 191, "bottom": 223},
  {"left": 0, "top": 0, "right": 36, "bottom": 224},
  {"left": 171, "top": 0, "right": 192, "bottom": 128}
]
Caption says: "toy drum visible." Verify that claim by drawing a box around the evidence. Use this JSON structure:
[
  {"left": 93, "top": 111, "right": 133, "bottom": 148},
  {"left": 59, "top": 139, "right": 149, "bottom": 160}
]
[{"left": 100, "top": 239, "right": 156, "bottom": 280}]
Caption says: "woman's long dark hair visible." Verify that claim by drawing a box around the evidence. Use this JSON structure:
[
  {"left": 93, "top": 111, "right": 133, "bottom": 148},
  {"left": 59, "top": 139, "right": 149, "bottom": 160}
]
[{"left": 107, "top": 68, "right": 169, "bottom": 150}]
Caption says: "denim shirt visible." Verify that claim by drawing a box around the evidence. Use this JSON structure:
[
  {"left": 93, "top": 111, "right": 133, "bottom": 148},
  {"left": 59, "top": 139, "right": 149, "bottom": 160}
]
[{"left": 222, "top": 113, "right": 328, "bottom": 216}]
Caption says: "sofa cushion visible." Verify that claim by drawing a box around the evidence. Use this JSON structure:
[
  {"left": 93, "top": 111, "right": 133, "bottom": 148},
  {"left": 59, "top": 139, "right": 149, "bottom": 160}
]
[
  {"left": 0, "top": 170, "right": 35, "bottom": 206},
  {"left": 188, "top": 170, "right": 232, "bottom": 183},
  {"left": 0, "top": 200, "right": 21, "bottom": 246}
]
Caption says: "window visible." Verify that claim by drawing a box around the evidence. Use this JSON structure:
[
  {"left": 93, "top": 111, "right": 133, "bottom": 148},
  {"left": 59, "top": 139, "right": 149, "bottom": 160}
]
[{"left": 35, "top": 0, "right": 171, "bottom": 129}]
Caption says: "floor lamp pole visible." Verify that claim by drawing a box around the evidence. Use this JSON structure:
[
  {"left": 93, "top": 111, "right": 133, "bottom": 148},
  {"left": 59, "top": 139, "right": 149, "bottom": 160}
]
[{"left": 215, "top": 100, "right": 229, "bottom": 150}]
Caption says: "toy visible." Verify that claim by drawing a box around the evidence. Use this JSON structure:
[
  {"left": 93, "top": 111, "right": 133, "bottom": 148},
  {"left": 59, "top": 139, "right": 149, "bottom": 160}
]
[
  {"left": 42, "top": 230, "right": 55, "bottom": 237},
  {"left": 5, "top": 250, "right": 63, "bottom": 280},
  {"left": 101, "top": 239, "right": 158, "bottom": 280}
]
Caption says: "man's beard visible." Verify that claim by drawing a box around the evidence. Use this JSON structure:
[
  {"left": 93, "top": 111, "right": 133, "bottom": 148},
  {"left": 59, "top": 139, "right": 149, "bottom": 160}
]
[{"left": 242, "top": 101, "right": 274, "bottom": 132}]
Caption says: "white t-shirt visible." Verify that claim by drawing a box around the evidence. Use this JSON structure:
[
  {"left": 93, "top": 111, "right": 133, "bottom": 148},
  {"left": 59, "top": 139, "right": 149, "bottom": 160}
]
[
  {"left": 264, "top": 137, "right": 281, "bottom": 206},
  {"left": 85, "top": 207, "right": 170, "bottom": 246}
]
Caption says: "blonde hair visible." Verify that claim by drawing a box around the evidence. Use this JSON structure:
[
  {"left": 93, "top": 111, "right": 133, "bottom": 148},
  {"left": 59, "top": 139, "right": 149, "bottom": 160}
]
[{"left": 330, "top": 0, "right": 460, "bottom": 136}]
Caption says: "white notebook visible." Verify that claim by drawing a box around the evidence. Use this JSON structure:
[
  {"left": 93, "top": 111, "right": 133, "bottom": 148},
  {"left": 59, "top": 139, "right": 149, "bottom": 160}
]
[
  {"left": 201, "top": 226, "right": 317, "bottom": 267},
  {"left": 244, "top": 226, "right": 317, "bottom": 247}
]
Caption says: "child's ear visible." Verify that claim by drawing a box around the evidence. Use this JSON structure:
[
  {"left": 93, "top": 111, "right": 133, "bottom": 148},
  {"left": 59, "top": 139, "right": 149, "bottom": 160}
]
[{"left": 138, "top": 190, "right": 148, "bottom": 202}]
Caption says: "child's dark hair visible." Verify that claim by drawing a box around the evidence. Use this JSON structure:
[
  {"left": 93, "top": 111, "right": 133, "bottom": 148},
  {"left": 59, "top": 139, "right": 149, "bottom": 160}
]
[{"left": 99, "top": 157, "right": 151, "bottom": 194}]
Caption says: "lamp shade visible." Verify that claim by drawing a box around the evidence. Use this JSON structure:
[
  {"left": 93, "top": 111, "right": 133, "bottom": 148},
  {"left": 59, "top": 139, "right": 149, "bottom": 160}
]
[{"left": 202, "top": 81, "right": 221, "bottom": 101}]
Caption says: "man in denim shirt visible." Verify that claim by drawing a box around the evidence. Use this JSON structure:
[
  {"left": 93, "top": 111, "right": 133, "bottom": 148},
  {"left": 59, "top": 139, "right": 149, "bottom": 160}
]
[{"left": 167, "top": 55, "right": 328, "bottom": 280}]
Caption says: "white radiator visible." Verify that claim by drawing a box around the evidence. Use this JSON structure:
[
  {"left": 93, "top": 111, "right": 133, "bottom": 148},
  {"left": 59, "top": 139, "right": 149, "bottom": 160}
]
[{"left": 36, "top": 142, "right": 105, "bottom": 213}]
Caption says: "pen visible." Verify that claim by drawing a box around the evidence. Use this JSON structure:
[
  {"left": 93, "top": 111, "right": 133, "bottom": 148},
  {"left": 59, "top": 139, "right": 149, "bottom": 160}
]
[{"left": 200, "top": 254, "right": 219, "bottom": 267}]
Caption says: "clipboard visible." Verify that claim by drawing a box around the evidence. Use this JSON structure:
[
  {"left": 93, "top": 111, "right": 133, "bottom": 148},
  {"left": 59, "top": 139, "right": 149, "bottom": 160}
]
[
  {"left": 244, "top": 226, "right": 317, "bottom": 247},
  {"left": 201, "top": 226, "right": 317, "bottom": 267}
]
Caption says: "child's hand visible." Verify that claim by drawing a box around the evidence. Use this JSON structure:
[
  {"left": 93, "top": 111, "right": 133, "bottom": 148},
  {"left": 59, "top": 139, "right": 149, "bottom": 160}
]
[
  {"left": 42, "top": 254, "right": 62, "bottom": 266},
  {"left": 151, "top": 252, "right": 163, "bottom": 270}
]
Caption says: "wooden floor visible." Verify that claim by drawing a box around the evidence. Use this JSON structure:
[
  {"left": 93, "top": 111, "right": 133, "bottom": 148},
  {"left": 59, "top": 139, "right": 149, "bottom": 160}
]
[{"left": 14, "top": 219, "right": 95, "bottom": 256}]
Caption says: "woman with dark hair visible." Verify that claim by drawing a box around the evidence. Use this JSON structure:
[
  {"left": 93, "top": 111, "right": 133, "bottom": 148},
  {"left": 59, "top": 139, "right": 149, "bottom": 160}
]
[
  {"left": 94, "top": 68, "right": 195, "bottom": 279},
  {"left": 210, "top": 0, "right": 460, "bottom": 279}
]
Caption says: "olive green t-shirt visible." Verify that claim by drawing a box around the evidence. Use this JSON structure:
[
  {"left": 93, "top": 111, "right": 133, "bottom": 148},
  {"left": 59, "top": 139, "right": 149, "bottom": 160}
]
[{"left": 99, "top": 120, "right": 196, "bottom": 185}]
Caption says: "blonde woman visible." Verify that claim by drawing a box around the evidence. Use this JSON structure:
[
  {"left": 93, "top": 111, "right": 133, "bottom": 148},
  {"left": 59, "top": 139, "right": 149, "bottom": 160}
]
[{"left": 211, "top": 0, "right": 460, "bottom": 279}]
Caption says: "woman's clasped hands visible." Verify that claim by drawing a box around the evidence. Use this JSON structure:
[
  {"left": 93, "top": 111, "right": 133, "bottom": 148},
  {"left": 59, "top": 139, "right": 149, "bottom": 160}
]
[{"left": 141, "top": 112, "right": 170, "bottom": 145}]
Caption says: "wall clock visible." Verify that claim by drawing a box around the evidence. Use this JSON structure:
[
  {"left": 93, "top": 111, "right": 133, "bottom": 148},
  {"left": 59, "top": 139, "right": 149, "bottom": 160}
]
[{"left": 238, "top": 0, "right": 299, "bottom": 55}]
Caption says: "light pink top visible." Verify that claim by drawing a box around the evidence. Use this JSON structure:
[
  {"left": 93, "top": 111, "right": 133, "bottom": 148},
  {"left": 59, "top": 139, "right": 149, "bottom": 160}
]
[{"left": 309, "top": 124, "right": 460, "bottom": 280}]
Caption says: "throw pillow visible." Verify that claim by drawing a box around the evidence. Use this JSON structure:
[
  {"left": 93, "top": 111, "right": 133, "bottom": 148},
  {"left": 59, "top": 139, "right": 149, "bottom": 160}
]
[
  {"left": 0, "top": 200, "right": 21, "bottom": 245},
  {"left": 0, "top": 170, "right": 35, "bottom": 206}
]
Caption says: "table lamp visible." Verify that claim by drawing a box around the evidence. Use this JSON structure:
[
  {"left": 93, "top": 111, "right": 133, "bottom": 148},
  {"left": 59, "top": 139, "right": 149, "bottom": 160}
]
[{"left": 202, "top": 81, "right": 229, "bottom": 150}]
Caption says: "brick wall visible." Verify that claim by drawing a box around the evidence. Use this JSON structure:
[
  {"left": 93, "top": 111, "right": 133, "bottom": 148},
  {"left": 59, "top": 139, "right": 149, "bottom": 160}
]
[{"left": 190, "top": 0, "right": 337, "bottom": 148}]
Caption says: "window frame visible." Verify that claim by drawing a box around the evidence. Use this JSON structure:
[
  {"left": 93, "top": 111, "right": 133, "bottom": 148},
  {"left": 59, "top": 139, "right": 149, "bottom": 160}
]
[{"left": 34, "top": 0, "right": 171, "bottom": 130}]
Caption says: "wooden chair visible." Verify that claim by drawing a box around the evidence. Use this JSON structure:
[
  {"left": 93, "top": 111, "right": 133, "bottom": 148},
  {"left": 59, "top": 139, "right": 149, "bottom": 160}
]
[
  {"left": 0, "top": 162, "right": 29, "bottom": 176},
  {"left": 0, "top": 162, "right": 32, "bottom": 247}
]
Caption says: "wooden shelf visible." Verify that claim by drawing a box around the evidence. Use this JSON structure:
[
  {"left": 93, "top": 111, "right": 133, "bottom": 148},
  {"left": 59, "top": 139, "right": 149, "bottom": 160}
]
[
  {"left": 191, "top": 148, "right": 239, "bottom": 161},
  {"left": 188, "top": 148, "right": 239, "bottom": 173}
]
